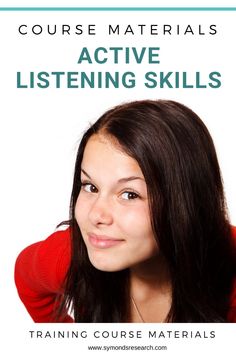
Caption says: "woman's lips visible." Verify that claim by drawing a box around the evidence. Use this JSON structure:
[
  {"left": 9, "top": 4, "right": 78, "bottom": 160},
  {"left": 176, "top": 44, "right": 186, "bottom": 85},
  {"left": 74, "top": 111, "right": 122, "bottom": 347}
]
[{"left": 88, "top": 233, "right": 124, "bottom": 249}]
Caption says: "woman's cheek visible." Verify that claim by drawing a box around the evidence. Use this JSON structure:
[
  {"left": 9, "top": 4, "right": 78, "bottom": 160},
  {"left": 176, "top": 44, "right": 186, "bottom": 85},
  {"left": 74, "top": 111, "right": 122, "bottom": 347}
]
[
  {"left": 75, "top": 194, "right": 89, "bottom": 226},
  {"left": 117, "top": 205, "right": 148, "bottom": 231}
]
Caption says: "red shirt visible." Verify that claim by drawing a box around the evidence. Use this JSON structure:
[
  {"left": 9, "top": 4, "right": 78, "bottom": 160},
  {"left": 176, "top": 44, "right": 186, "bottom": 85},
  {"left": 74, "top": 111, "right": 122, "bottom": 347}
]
[{"left": 15, "top": 227, "right": 236, "bottom": 322}]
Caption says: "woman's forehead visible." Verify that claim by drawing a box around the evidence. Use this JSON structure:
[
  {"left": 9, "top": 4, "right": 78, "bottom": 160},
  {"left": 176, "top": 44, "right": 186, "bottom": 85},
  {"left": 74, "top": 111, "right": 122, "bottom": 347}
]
[{"left": 81, "top": 134, "right": 144, "bottom": 180}]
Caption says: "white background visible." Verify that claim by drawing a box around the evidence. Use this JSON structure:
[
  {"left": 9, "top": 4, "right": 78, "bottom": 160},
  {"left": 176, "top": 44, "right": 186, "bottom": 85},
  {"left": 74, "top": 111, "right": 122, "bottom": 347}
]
[{"left": 0, "top": 5, "right": 235, "bottom": 354}]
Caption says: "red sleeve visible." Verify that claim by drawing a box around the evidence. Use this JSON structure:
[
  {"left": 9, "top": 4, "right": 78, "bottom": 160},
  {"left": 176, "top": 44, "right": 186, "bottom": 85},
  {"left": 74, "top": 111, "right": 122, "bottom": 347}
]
[{"left": 14, "top": 228, "right": 74, "bottom": 323}]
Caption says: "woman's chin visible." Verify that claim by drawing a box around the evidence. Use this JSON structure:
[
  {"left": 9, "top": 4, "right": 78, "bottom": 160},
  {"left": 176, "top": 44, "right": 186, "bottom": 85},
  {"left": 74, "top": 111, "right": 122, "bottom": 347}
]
[{"left": 88, "top": 255, "right": 125, "bottom": 272}]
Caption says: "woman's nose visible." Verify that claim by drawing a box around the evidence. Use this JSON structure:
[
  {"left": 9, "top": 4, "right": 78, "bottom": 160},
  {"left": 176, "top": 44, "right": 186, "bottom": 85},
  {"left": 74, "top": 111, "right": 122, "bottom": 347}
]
[{"left": 88, "top": 196, "right": 113, "bottom": 226}]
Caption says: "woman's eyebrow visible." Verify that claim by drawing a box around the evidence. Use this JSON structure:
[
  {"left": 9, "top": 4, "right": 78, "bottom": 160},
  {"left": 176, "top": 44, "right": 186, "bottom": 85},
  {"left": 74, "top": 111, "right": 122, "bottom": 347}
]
[
  {"left": 81, "top": 169, "right": 91, "bottom": 179},
  {"left": 81, "top": 169, "right": 144, "bottom": 183},
  {"left": 117, "top": 176, "right": 145, "bottom": 183}
]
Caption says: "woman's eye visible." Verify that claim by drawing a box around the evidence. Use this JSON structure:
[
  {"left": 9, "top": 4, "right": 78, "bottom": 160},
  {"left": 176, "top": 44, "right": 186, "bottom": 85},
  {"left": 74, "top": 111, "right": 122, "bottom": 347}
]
[
  {"left": 121, "top": 191, "right": 139, "bottom": 200},
  {"left": 81, "top": 183, "right": 98, "bottom": 193}
]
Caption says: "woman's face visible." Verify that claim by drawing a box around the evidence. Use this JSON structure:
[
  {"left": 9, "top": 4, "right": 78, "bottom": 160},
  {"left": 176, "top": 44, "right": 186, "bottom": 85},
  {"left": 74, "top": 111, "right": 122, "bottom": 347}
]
[{"left": 75, "top": 134, "right": 158, "bottom": 272}]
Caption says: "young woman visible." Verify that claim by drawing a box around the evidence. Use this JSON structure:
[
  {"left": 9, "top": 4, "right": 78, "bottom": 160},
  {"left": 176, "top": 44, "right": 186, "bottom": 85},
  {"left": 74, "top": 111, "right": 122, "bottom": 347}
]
[{"left": 15, "top": 99, "right": 236, "bottom": 323}]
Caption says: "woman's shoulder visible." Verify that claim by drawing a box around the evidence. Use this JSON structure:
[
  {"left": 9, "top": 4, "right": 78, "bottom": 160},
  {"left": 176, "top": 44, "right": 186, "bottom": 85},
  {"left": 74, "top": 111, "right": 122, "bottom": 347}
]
[
  {"left": 19, "top": 226, "right": 71, "bottom": 268},
  {"left": 15, "top": 226, "right": 73, "bottom": 322},
  {"left": 15, "top": 226, "right": 71, "bottom": 294},
  {"left": 41, "top": 225, "right": 71, "bottom": 250}
]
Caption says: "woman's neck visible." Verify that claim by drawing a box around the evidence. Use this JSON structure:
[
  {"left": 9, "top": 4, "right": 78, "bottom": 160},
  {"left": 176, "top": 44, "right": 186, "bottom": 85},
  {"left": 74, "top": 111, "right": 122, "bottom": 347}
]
[{"left": 129, "top": 255, "right": 172, "bottom": 322}]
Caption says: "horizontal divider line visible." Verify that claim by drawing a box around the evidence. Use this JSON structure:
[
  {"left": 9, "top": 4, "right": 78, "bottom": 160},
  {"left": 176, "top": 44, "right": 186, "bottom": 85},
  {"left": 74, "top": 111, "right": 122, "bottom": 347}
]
[{"left": 0, "top": 7, "right": 236, "bottom": 12}]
